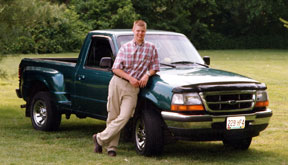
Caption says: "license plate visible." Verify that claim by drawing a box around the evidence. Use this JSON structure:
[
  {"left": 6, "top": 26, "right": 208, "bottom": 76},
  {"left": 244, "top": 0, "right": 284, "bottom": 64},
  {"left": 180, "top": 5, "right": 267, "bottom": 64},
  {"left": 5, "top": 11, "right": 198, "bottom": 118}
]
[{"left": 226, "top": 116, "right": 245, "bottom": 130}]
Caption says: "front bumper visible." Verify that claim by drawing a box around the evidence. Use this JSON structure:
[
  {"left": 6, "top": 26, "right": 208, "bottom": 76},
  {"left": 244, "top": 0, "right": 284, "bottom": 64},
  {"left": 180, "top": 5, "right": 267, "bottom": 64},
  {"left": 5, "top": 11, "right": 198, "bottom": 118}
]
[{"left": 161, "top": 108, "right": 272, "bottom": 141}]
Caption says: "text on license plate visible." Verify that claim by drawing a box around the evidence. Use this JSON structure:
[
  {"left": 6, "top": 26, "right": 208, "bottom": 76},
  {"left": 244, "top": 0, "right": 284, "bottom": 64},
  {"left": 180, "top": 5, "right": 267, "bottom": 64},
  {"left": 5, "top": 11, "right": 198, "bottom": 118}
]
[{"left": 226, "top": 116, "right": 245, "bottom": 130}]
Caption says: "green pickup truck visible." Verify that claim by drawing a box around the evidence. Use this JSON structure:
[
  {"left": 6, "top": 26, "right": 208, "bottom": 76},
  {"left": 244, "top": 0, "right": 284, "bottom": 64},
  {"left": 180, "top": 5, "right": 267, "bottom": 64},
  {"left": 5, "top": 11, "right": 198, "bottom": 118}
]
[{"left": 16, "top": 30, "right": 272, "bottom": 156}]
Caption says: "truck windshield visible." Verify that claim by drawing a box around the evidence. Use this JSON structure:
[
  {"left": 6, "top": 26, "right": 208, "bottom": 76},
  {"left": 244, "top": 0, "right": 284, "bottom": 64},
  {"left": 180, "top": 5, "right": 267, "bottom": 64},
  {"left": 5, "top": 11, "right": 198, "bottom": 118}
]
[{"left": 117, "top": 34, "right": 204, "bottom": 65}]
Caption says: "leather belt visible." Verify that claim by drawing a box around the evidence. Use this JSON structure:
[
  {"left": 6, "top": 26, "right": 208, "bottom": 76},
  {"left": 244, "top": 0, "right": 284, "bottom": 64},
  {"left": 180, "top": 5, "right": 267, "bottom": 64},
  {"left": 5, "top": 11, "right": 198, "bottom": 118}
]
[{"left": 114, "top": 74, "right": 129, "bottom": 82}]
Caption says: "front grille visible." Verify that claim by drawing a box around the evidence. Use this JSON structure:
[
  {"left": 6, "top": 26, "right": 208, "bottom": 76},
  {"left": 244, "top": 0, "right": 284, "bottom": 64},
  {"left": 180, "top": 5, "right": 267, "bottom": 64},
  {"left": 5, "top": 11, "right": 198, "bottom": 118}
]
[{"left": 199, "top": 90, "right": 256, "bottom": 113}]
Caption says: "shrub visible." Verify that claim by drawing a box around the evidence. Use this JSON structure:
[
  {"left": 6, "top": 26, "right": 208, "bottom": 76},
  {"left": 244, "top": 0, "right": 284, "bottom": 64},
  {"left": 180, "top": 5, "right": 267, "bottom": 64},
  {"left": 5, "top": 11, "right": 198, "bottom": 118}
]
[{"left": 0, "top": 0, "right": 89, "bottom": 54}]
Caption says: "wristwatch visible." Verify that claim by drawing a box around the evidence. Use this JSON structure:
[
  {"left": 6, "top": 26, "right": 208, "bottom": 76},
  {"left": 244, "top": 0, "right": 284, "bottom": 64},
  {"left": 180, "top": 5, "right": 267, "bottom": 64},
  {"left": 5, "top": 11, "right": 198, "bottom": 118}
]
[{"left": 146, "top": 70, "right": 151, "bottom": 77}]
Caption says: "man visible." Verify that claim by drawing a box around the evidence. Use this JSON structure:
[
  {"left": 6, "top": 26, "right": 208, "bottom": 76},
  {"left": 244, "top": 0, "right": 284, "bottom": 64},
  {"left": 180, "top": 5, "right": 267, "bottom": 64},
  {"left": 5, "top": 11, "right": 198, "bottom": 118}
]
[{"left": 93, "top": 20, "right": 160, "bottom": 157}]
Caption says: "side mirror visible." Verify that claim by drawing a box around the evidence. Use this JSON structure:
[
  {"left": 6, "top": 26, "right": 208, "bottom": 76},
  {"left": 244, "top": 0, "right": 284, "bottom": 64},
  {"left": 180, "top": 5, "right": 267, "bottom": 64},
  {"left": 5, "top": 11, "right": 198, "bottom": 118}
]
[
  {"left": 203, "top": 56, "right": 210, "bottom": 65},
  {"left": 100, "top": 57, "right": 113, "bottom": 68}
]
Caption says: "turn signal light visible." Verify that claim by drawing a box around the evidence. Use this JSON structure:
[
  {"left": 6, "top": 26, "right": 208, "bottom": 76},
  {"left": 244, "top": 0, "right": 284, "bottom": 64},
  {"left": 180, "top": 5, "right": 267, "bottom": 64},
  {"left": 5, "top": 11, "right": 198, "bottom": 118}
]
[
  {"left": 171, "top": 105, "right": 204, "bottom": 111},
  {"left": 255, "top": 101, "right": 269, "bottom": 107}
]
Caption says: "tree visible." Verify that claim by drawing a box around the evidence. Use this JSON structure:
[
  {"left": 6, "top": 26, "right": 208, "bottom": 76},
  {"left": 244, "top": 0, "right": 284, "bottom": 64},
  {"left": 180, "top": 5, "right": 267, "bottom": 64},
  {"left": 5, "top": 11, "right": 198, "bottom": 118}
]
[
  {"left": 1, "top": 0, "right": 288, "bottom": 53},
  {"left": 70, "top": 0, "right": 139, "bottom": 29},
  {"left": 210, "top": 0, "right": 286, "bottom": 36},
  {"left": 0, "top": 0, "right": 89, "bottom": 54},
  {"left": 132, "top": 0, "right": 218, "bottom": 48},
  {"left": 49, "top": 0, "right": 70, "bottom": 4}
]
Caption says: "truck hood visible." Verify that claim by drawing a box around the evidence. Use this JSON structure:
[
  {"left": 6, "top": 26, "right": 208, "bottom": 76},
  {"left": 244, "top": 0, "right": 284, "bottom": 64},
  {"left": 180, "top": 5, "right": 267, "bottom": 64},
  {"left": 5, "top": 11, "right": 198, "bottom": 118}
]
[{"left": 157, "top": 67, "right": 258, "bottom": 87}]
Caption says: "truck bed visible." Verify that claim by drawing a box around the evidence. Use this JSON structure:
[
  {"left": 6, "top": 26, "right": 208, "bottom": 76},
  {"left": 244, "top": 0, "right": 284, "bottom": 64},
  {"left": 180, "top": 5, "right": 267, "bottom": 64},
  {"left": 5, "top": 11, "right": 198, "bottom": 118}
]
[
  {"left": 38, "top": 58, "right": 78, "bottom": 64},
  {"left": 20, "top": 58, "right": 78, "bottom": 68}
]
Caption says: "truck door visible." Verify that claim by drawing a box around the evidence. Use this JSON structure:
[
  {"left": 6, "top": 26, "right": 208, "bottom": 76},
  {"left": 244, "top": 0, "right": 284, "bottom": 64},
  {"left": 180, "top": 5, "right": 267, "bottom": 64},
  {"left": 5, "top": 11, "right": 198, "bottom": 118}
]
[{"left": 74, "top": 36, "right": 115, "bottom": 119}]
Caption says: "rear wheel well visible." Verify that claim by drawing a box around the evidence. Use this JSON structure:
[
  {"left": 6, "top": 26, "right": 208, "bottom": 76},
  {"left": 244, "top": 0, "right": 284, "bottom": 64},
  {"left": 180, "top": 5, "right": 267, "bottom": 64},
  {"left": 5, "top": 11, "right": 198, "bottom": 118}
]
[{"left": 25, "top": 81, "right": 49, "bottom": 117}]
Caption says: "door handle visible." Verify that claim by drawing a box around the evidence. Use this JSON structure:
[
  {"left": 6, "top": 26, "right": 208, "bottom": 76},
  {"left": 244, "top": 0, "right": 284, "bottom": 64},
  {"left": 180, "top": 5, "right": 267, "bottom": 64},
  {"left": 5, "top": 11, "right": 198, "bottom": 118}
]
[{"left": 78, "top": 75, "right": 86, "bottom": 80}]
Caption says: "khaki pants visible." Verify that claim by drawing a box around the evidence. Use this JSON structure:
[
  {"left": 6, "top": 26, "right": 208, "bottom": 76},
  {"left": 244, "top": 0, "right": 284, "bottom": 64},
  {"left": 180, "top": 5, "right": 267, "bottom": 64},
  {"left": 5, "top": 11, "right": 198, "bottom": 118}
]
[{"left": 97, "top": 76, "right": 139, "bottom": 152}]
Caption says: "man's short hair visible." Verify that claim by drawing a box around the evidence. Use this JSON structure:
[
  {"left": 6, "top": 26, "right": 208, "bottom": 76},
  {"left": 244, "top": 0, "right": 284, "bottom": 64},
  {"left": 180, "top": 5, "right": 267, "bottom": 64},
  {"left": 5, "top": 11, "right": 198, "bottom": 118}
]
[{"left": 133, "top": 20, "right": 147, "bottom": 29}]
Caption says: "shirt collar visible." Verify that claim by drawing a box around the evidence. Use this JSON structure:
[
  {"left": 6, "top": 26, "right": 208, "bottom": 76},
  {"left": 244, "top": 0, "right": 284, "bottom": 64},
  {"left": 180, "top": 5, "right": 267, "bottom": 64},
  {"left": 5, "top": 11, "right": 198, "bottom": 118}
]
[{"left": 133, "top": 39, "right": 145, "bottom": 47}]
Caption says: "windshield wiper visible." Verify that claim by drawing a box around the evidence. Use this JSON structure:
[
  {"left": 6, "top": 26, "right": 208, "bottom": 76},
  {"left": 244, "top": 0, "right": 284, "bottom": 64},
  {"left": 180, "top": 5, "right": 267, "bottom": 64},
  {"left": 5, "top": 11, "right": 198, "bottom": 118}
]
[
  {"left": 171, "top": 61, "right": 208, "bottom": 67},
  {"left": 171, "top": 61, "right": 195, "bottom": 64},
  {"left": 160, "top": 63, "right": 176, "bottom": 68}
]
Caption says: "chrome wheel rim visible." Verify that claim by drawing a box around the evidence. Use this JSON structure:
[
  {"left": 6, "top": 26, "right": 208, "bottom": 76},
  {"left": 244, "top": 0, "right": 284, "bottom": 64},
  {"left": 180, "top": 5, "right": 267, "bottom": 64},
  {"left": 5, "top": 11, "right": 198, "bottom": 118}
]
[
  {"left": 33, "top": 100, "right": 47, "bottom": 127},
  {"left": 135, "top": 118, "right": 146, "bottom": 151}
]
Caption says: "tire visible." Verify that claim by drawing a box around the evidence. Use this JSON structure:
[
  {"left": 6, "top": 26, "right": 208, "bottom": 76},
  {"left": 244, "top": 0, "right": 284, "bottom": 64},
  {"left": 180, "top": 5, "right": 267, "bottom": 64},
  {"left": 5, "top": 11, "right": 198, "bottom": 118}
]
[
  {"left": 223, "top": 137, "right": 252, "bottom": 150},
  {"left": 29, "top": 91, "right": 61, "bottom": 131},
  {"left": 121, "top": 119, "right": 133, "bottom": 142},
  {"left": 133, "top": 107, "right": 164, "bottom": 156}
]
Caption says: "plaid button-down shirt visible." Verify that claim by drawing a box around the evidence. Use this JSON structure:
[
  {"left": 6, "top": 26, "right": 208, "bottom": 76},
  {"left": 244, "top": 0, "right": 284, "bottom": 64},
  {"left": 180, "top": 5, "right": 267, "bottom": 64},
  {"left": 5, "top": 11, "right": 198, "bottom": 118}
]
[{"left": 112, "top": 40, "right": 160, "bottom": 80}]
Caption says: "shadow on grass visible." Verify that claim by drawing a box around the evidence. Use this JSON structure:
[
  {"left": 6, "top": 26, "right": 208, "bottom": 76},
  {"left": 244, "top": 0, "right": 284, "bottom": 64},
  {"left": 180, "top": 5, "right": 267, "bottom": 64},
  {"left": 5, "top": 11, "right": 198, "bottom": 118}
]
[
  {"left": 60, "top": 120, "right": 105, "bottom": 133},
  {"left": 0, "top": 108, "right": 106, "bottom": 141},
  {"left": 57, "top": 123, "right": 105, "bottom": 138},
  {"left": 157, "top": 141, "right": 279, "bottom": 163}
]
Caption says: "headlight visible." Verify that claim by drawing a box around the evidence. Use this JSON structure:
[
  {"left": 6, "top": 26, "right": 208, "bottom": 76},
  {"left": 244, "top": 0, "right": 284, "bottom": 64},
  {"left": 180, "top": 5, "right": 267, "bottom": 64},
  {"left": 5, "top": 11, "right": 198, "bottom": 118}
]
[
  {"left": 171, "top": 93, "right": 184, "bottom": 104},
  {"left": 171, "top": 93, "right": 204, "bottom": 111},
  {"left": 255, "top": 90, "right": 269, "bottom": 107}
]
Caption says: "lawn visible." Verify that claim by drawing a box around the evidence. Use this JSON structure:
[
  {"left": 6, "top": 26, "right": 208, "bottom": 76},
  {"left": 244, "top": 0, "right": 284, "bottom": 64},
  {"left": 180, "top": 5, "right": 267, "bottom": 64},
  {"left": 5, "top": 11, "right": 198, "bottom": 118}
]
[{"left": 0, "top": 50, "right": 287, "bottom": 165}]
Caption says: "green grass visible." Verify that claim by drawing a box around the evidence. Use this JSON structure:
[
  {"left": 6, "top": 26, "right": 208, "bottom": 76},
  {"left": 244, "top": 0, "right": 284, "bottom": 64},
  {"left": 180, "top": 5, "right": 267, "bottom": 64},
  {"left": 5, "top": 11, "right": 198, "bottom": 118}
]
[{"left": 0, "top": 50, "right": 287, "bottom": 164}]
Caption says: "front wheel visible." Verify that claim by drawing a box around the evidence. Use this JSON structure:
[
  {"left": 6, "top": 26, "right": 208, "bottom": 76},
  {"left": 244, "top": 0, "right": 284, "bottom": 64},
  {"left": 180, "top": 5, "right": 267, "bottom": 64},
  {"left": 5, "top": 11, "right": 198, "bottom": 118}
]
[
  {"left": 223, "top": 137, "right": 252, "bottom": 150},
  {"left": 133, "top": 107, "right": 164, "bottom": 156},
  {"left": 29, "top": 92, "right": 61, "bottom": 131}
]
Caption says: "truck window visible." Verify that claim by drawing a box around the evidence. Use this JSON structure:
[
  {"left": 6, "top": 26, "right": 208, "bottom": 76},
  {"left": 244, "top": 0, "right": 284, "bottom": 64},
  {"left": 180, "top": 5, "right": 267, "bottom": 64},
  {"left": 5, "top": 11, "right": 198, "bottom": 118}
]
[
  {"left": 117, "top": 34, "right": 204, "bottom": 65},
  {"left": 85, "top": 37, "right": 113, "bottom": 68}
]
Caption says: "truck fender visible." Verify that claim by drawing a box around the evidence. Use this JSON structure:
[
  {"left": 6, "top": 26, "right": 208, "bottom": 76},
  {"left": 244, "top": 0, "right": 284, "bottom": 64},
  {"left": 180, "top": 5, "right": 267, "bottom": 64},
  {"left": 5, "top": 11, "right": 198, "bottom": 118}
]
[
  {"left": 139, "top": 90, "right": 171, "bottom": 111},
  {"left": 22, "top": 66, "right": 69, "bottom": 104},
  {"left": 139, "top": 79, "right": 174, "bottom": 111},
  {"left": 140, "top": 91, "right": 158, "bottom": 104}
]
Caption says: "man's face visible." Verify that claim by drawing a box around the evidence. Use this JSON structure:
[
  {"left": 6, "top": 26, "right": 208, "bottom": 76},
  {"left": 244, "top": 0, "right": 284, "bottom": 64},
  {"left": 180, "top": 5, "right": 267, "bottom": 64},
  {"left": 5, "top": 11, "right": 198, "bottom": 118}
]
[{"left": 133, "top": 25, "right": 146, "bottom": 44}]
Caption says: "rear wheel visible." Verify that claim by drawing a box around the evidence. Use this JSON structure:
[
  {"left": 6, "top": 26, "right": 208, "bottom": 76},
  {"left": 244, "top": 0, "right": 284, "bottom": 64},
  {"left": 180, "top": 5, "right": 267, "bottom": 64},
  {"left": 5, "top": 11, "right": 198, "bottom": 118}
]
[
  {"left": 133, "top": 107, "right": 164, "bottom": 156},
  {"left": 30, "top": 92, "right": 61, "bottom": 131},
  {"left": 223, "top": 137, "right": 252, "bottom": 150}
]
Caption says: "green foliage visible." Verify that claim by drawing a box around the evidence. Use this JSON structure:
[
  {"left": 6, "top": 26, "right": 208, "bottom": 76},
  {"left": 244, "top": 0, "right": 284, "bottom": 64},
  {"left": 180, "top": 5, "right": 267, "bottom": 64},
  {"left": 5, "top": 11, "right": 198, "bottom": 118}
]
[
  {"left": 210, "top": 0, "right": 286, "bottom": 36},
  {"left": 199, "top": 33, "right": 288, "bottom": 49},
  {"left": 132, "top": 0, "right": 218, "bottom": 48},
  {"left": 0, "top": 0, "right": 89, "bottom": 54},
  {"left": 49, "top": 0, "right": 70, "bottom": 4},
  {"left": 132, "top": 0, "right": 288, "bottom": 49},
  {"left": 70, "top": 0, "right": 139, "bottom": 29},
  {"left": 1, "top": 0, "right": 288, "bottom": 53}
]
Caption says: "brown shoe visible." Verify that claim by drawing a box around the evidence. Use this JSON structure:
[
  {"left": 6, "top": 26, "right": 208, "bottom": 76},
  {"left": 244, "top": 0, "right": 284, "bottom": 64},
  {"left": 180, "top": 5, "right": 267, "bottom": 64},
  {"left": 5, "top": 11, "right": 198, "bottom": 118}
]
[
  {"left": 107, "top": 151, "right": 116, "bottom": 157},
  {"left": 93, "top": 134, "right": 102, "bottom": 153}
]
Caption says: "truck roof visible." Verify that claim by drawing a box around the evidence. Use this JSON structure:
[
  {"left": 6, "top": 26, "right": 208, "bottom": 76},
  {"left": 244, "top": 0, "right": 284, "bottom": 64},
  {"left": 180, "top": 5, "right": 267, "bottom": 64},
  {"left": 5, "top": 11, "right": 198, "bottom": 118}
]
[{"left": 89, "top": 29, "right": 184, "bottom": 37}]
